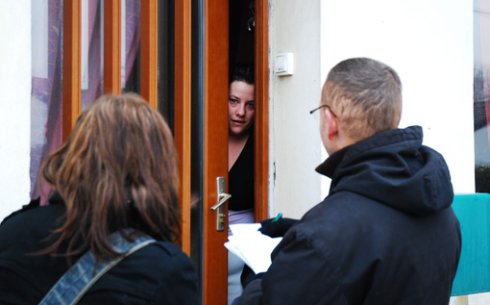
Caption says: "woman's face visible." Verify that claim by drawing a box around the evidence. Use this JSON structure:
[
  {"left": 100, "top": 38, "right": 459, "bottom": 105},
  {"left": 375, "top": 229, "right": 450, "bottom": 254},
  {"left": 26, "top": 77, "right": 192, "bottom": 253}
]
[{"left": 228, "top": 80, "right": 255, "bottom": 137}]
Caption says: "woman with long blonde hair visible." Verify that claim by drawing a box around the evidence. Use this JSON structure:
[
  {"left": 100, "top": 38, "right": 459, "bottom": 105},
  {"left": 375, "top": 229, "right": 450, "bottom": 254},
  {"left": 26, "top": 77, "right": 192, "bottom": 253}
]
[{"left": 0, "top": 93, "right": 198, "bottom": 305}]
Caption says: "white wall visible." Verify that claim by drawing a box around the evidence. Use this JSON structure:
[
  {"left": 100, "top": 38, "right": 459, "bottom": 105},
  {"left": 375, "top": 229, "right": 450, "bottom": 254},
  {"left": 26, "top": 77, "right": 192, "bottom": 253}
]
[
  {"left": 0, "top": 1, "right": 31, "bottom": 221},
  {"left": 270, "top": 0, "right": 477, "bottom": 303},
  {"left": 269, "top": 0, "right": 474, "bottom": 220},
  {"left": 268, "top": 0, "right": 323, "bottom": 218},
  {"left": 320, "top": 0, "right": 474, "bottom": 195},
  {"left": 475, "top": 0, "right": 490, "bottom": 69}
]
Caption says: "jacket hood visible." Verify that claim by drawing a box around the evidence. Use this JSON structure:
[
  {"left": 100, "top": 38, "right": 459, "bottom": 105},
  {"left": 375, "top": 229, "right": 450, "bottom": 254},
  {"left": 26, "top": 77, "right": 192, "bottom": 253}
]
[{"left": 316, "top": 126, "right": 453, "bottom": 216}]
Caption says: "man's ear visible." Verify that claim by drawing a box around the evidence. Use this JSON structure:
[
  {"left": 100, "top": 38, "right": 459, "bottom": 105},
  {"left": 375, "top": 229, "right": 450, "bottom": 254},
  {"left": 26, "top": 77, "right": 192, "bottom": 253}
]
[{"left": 324, "top": 108, "right": 338, "bottom": 140}]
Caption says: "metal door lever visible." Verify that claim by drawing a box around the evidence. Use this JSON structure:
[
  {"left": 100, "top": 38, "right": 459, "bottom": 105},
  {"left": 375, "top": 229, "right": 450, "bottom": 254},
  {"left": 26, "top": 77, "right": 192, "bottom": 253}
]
[
  {"left": 210, "top": 176, "right": 231, "bottom": 231},
  {"left": 211, "top": 192, "right": 232, "bottom": 210}
]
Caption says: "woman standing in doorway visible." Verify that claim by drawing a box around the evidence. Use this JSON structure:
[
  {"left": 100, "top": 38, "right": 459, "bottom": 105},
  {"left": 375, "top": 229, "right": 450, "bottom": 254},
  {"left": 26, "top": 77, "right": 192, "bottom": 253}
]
[{"left": 227, "top": 65, "right": 255, "bottom": 304}]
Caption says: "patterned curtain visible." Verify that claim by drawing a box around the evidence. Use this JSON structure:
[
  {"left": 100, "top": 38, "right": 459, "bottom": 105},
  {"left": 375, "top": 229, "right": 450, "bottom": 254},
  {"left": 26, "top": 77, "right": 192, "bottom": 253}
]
[
  {"left": 124, "top": 0, "right": 140, "bottom": 90},
  {"left": 30, "top": 0, "right": 141, "bottom": 203},
  {"left": 30, "top": 0, "right": 63, "bottom": 204},
  {"left": 81, "top": 0, "right": 103, "bottom": 110}
]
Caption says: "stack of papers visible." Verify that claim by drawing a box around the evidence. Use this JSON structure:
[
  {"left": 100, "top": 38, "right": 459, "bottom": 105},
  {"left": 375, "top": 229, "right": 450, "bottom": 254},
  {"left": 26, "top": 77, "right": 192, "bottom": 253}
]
[{"left": 225, "top": 223, "right": 282, "bottom": 274}]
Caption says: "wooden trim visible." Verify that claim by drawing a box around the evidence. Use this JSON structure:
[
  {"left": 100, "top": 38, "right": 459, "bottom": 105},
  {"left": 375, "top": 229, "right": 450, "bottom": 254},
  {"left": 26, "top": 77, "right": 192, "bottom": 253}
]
[
  {"left": 140, "top": 0, "right": 158, "bottom": 108},
  {"left": 174, "top": 0, "right": 192, "bottom": 254},
  {"left": 63, "top": 0, "right": 82, "bottom": 140},
  {"left": 103, "top": 0, "right": 122, "bottom": 95},
  {"left": 203, "top": 0, "right": 229, "bottom": 304},
  {"left": 254, "top": 0, "right": 269, "bottom": 221}
]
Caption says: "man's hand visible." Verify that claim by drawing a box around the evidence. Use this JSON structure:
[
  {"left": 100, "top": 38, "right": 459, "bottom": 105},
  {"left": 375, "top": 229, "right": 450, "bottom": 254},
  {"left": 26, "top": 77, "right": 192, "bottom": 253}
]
[{"left": 259, "top": 216, "right": 299, "bottom": 238}]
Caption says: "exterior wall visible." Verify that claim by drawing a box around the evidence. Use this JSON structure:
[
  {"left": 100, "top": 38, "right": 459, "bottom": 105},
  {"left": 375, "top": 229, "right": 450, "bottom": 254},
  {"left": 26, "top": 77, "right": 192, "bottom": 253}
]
[
  {"left": 0, "top": 0, "right": 484, "bottom": 301},
  {"left": 268, "top": 0, "right": 323, "bottom": 218},
  {"left": 320, "top": 0, "right": 474, "bottom": 196},
  {"left": 269, "top": 0, "right": 479, "bottom": 302},
  {"left": 0, "top": 0, "right": 31, "bottom": 221},
  {"left": 269, "top": 0, "right": 474, "bottom": 213}
]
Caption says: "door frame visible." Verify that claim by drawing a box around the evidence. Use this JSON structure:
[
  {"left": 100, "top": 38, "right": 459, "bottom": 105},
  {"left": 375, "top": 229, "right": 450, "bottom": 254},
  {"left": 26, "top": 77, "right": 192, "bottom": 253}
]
[
  {"left": 200, "top": 1, "right": 230, "bottom": 305},
  {"left": 61, "top": 0, "right": 269, "bottom": 303},
  {"left": 254, "top": 0, "right": 269, "bottom": 222},
  {"left": 176, "top": 0, "right": 269, "bottom": 304}
]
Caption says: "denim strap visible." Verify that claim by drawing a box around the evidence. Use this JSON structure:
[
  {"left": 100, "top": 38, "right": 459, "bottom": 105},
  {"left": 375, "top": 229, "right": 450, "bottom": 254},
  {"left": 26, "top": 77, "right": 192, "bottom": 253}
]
[{"left": 38, "top": 229, "right": 156, "bottom": 305}]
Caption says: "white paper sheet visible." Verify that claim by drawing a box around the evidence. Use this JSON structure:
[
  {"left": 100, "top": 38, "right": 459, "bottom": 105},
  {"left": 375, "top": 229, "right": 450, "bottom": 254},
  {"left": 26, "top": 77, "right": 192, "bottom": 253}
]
[{"left": 225, "top": 223, "right": 282, "bottom": 274}]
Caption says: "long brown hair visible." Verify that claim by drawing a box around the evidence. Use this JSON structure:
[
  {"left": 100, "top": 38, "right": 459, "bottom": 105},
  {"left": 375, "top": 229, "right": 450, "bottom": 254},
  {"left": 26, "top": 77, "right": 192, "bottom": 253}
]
[{"left": 41, "top": 93, "right": 180, "bottom": 260}]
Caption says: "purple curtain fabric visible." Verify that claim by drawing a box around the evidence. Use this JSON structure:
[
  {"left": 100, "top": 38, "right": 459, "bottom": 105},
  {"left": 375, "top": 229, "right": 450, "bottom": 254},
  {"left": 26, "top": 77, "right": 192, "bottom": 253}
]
[
  {"left": 30, "top": 0, "right": 141, "bottom": 203},
  {"left": 124, "top": 0, "right": 140, "bottom": 88},
  {"left": 82, "top": 0, "right": 103, "bottom": 110},
  {"left": 30, "top": 0, "right": 63, "bottom": 204}
]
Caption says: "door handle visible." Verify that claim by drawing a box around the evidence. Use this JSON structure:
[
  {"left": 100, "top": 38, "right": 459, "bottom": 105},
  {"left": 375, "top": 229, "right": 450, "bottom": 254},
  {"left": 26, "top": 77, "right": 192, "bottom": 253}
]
[
  {"left": 210, "top": 192, "right": 232, "bottom": 210},
  {"left": 210, "top": 176, "right": 231, "bottom": 231}
]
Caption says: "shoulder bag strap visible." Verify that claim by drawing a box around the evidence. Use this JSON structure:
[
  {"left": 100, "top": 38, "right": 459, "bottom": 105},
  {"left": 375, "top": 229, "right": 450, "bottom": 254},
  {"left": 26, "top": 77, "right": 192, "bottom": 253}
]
[{"left": 38, "top": 229, "right": 156, "bottom": 305}]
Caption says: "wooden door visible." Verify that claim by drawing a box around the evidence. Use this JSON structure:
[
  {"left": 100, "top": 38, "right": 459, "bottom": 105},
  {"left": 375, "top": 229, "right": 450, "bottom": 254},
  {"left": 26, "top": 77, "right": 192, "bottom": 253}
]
[
  {"left": 178, "top": 1, "right": 269, "bottom": 304},
  {"left": 62, "top": 1, "right": 268, "bottom": 304},
  {"left": 200, "top": 1, "right": 230, "bottom": 304},
  {"left": 200, "top": 2, "right": 269, "bottom": 304}
]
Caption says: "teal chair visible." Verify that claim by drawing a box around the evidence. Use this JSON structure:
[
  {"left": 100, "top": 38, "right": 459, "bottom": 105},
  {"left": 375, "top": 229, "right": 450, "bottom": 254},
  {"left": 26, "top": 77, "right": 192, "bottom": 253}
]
[{"left": 451, "top": 193, "right": 490, "bottom": 296}]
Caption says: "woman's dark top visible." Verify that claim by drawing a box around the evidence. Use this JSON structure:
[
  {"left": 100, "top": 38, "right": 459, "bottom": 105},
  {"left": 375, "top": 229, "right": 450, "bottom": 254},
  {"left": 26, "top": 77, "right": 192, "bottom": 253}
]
[
  {"left": 0, "top": 196, "right": 198, "bottom": 305},
  {"left": 228, "top": 133, "right": 254, "bottom": 211}
]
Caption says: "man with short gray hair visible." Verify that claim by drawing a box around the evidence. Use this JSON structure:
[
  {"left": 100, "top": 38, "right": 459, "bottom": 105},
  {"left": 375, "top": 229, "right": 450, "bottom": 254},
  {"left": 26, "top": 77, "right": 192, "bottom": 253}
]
[{"left": 237, "top": 57, "right": 461, "bottom": 305}]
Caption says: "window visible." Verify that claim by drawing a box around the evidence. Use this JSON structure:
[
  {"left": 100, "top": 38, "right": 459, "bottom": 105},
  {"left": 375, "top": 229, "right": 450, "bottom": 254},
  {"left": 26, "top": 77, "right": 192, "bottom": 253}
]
[
  {"left": 30, "top": 0, "right": 143, "bottom": 203},
  {"left": 474, "top": 0, "right": 490, "bottom": 191}
]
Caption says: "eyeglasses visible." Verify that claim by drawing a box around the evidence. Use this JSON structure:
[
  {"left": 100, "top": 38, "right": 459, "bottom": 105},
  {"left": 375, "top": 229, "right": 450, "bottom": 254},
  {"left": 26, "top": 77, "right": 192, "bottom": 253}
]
[{"left": 309, "top": 104, "right": 336, "bottom": 116}]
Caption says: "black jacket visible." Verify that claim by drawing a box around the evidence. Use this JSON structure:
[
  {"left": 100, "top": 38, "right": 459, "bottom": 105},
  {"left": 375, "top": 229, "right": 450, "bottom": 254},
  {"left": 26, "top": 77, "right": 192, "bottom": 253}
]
[
  {"left": 0, "top": 197, "right": 198, "bottom": 305},
  {"left": 237, "top": 126, "right": 461, "bottom": 305}
]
